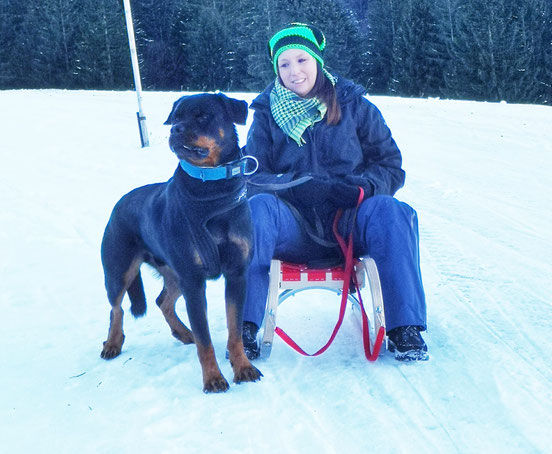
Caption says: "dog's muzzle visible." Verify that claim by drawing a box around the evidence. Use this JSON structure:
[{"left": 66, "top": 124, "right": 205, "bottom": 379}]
[{"left": 169, "top": 140, "right": 210, "bottom": 160}]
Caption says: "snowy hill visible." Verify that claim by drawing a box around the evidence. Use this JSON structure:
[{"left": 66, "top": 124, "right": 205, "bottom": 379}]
[{"left": 1, "top": 90, "right": 551, "bottom": 453}]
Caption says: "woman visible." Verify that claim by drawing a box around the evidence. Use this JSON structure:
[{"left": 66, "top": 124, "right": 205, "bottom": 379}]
[{"left": 243, "top": 23, "right": 428, "bottom": 361}]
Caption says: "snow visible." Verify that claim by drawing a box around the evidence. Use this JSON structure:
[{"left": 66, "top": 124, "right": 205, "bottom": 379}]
[{"left": 1, "top": 89, "right": 551, "bottom": 453}]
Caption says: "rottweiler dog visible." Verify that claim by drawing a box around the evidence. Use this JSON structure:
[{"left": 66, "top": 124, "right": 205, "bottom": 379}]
[{"left": 100, "top": 93, "right": 262, "bottom": 393}]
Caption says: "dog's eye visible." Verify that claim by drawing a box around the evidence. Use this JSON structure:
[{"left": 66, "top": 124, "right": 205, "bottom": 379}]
[{"left": 195, "top": 112, "right": 209, "bottom": 122}]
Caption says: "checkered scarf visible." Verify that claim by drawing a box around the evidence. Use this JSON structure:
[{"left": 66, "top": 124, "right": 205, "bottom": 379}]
[{"left": 270, "top": 73, "right": 336, "bottom": 146}]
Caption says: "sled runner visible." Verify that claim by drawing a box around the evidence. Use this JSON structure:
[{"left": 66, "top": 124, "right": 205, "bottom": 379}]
[{"left": 260, "top": 256, "right": 387, "bottom": 360}]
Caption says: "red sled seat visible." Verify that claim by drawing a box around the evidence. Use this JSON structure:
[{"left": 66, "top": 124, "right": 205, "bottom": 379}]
[{"left": 260, "top": 257, "right": 386, "bottom": 359}]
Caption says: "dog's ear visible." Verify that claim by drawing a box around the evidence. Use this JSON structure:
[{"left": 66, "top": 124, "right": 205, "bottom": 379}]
[
  {"left": 164, "top": 97, "right": 184, "bottom": 125},
  {"left": 217, "top": 93, "right": 248, "bottom": 125}
]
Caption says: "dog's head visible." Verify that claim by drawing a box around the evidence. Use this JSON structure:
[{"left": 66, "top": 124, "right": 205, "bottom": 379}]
[{"left": 164, "top": 93, "right": 248, "bottom": 167}]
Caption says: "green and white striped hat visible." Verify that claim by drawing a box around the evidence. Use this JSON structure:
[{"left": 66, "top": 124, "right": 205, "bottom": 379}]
[{"left": 268, "top": 23, "right": 326, "bottom": 74}]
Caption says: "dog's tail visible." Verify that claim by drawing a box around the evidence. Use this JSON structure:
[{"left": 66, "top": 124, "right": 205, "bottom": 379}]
[{"left": 128, "top": 271, "right": 147, "bottom": 317}]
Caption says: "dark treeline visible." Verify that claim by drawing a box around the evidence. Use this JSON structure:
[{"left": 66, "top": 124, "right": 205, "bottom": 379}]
[{"left": 1, "top": 0, "right": 550, "bottom": 104}]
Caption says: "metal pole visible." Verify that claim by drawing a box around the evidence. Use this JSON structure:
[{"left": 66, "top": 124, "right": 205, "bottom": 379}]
[{"left": 123, "top": 0, "right": 149, "bottom": 147}]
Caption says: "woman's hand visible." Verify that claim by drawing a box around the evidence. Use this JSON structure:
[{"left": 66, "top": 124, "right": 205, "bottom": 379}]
[
  {"left": 290, "top": 178, "right": 362, "bottom": 210},
  {"left": 329, "top": 182, "right": 362, "bottom": 208},
  {"left": 290, "top": 177, "right": 333, "bottom": 207}
]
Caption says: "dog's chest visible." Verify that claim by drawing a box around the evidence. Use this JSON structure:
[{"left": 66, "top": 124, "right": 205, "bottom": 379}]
[{"left": 207, "top": 221, "right": 252, "bottom": 268}]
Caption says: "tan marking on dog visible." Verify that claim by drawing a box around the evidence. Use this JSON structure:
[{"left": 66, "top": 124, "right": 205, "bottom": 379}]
[
  {"left": 191, "top": 135, "right": 221, "bottom": 167},
  {"left": 155, "top": 265, "right": 194, "bottom": 344},
  {"left": 226, "top": 300, "right": 262, "bottom": 384},
  {"left": 196, "top": 343, "right": 229, "bottom": 392},
  {"left": 229, "top": 233, "right": 251, "bottom": 260},
  {"left": 219, "top": 128, "right": 225, "bottom": 139},
  {"left": 193, "top": 249, "right": 203, "bottom": 267}
]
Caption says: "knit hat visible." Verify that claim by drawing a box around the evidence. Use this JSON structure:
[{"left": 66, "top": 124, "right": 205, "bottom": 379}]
[{"left": 268, "top": 23, "right": 326, "bottom": 74}]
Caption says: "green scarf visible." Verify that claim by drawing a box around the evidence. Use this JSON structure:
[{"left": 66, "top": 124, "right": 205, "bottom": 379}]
[{"left": 270, "top": 73, "right": 336, "bottom": 146}]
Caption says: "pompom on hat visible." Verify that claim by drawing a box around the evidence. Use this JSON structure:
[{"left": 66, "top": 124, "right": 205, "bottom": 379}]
[{"left": 268, "top": 23, "right": 326, "bottom": 74}]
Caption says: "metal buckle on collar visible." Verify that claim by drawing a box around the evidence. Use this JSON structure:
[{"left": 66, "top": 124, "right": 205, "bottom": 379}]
[
  {"left": 240, "top": 155, "right": 259, "bottom": 176},
  {"left": 224, "top": 155, "right": 259, "bottom": 179}
]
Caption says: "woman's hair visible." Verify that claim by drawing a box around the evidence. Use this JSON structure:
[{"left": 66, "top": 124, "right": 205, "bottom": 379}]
[{"left": 309, "top": 63, "right": 341, "bottom": 125}]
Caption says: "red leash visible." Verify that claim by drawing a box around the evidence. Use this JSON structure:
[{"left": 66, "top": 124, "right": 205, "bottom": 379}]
[{"left": 274, "top": 188, "right": 385, "bottom": 360}]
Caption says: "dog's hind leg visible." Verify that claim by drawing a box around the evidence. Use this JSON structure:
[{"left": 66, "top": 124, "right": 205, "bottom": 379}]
[
  {"left": 156, "top": 268, "right": 194, "bottom": 344},
  {"left": 224, "top": 272, "right": 263, "bottom": 384},
  {"left": 101, "top": 255, "right": 143, "bottom": 360}
]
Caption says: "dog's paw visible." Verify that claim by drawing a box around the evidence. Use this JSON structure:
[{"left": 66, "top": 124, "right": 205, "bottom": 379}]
[
  {"left": 233, "top": 364, "right": 263, "bottom": 384},
  {"left": 100, "top": 333, "right": 125, "bottom": 359},
  {"left": 172, "top": 328, "right": 194, "bottom": 344},
  {"left": 100, "top": 341, "right": 122, "bottom": 359},
  {"left": 203, "top": 374, "right": 230, "bottom": 393}
]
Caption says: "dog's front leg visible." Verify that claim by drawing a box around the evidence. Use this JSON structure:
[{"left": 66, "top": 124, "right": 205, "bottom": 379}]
[
  {"left": 225, "top": 272, "right": 263, "bottom": 384},
  {"left": 183, "top": 281, "right": 229, "bottom": 393}
]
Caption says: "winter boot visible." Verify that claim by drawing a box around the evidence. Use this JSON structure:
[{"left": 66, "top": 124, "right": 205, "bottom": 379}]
[
  {"left": 387, "top": 325, "right": 429, "bottom": 361},
  {"left": 242, "top": 321, "right": 260, "bottom": 360}
]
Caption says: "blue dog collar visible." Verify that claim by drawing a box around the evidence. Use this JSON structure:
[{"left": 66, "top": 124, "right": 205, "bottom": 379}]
[{"left": 179, "top": 155, "right": 258, "bottom": 182}]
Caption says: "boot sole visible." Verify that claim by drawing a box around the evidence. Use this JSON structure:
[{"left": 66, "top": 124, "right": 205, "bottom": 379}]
[{"left": 388, "top": 340, "right": 429, "bottom": 362}]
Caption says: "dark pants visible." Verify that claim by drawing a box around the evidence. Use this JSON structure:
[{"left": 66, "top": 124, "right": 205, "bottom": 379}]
[{"left": 244, "top": 193, "right": 427, "bottom": 332}]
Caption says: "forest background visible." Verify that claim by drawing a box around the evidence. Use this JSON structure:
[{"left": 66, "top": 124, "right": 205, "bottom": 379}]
[{"left": 1, "top": 0, "right": 550, "bottom": 104}]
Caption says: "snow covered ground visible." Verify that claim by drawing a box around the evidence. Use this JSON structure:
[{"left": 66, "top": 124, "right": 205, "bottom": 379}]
[{"left": 1, "top": 89, "right": 551, "bottom": 453}]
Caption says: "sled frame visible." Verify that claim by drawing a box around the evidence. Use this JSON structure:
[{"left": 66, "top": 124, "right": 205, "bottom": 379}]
[{"left": 260, "top": 257, "right": 386, "bottom": 359}]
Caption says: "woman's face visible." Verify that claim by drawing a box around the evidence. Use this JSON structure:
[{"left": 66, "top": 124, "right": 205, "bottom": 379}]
[{"left": 277, "top": 48, "right": 318, "bottom": 97}]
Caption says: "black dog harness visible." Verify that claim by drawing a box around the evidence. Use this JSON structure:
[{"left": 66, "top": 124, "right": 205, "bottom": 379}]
[{"left": 173, "top": 156, "right": 256, "bottom": 277}]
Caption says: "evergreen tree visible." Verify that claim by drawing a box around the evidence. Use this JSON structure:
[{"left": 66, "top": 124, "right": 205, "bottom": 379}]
[
  {"left": 526, "top": 0, "right": 552, "bottom": 104},
  {"left": 339, "top": 0, "right": 370, "bottom": 33},
  {"left": 0, "top": 0, "right": 25, "bottom": 87},
  {"left": 15, "top": 0, "right": 80, "bottom": 88},
  {"left": 445, "top": 0, "right": 537, "bottom": 102},
  {"left": 73, "top": 0, "right": 130, "bottom": 89},
  {"left": 170, "top": 2, "right": 235, "bottom": 91},
  {"left": 389, "top": 0, "right": 446, "bottom": 98},
  {"left": 365, "top": 0, "right": 398, "bottom": 94},
  {"left": 186, "top": 6, "right": 234, "bottom": 91},
  {"left": 132, "top": 0, "right": 185, "bottom": 89},
  {"left": 169, "top": 0, "right": 201, "bottom": 91},
  {"left": 227, "top": 0, "right": 276, "bottom": 92}
]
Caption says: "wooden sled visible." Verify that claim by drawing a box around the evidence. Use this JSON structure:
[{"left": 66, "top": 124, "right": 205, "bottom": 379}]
[{"left": 260, "top": 257, "right": 387, "bottom": 360}]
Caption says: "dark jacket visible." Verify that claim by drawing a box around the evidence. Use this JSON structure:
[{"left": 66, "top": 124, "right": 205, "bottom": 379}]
[{"left": 245, "top": 76, "right": 406, "bottom": 245}]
